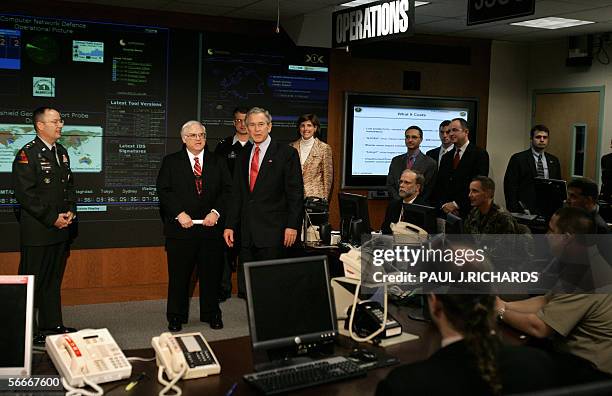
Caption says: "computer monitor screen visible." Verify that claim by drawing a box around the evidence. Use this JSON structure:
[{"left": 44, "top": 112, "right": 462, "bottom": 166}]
[
  {"left": 244, "top": 256, "right": 336, "bottom": 370},
  {"left": 338, "top": 192, "right": 371, "bottom": 242},
  {"left": 445, "top": 212, "right": 464, "bottom": 234},
  {"left": 402, "top": 203, "right": 438, "bottom": 234},
  {"left": 0, "top": 275, "right": 34, "bottom": 376},
  {"left": 534, "top": 178, "right": 567, "bottom": 220}
]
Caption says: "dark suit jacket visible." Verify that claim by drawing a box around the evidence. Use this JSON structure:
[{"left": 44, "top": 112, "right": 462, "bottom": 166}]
[
  {"left": 503, "top": 149, "right": 561, "bottom": 213},
  {"left": 601, "top": 153, "right": 612, "bottom": 201},
  {"left": 380, "top": 195, "right": 428, "bottom": 234},
  {"left": 376, "top": 340, "right": 558, "bottom": 396},
  {"left": 386, "top": 151, "right": 437, "bottom": 201},
  {"left": 433, "top": 142, "right": 489, "bottom": 216},
  {"left": 226, "top": 139, "right": 304, "bottom": 248},
  {"left": 12, "top": 136, "right": 76, "bottom": 246},
  {"left": 156, "top": 148, "right": 231, "bottom": 239},
  {"left": 426, "top": 146, "right": 441, "bottom": 164}
]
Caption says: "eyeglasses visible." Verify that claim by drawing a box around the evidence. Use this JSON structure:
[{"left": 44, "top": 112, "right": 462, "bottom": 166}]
[
  {"left": 185, "top": 133, "right": 205, "bottom": 140},
  {"left": 247, "top": 122, "right": 269, "bottom": 128},
  {"left": 234, "top": 119, "right": 246, "bottom": 124},
  {"left": 42, "top": 119, "right": 64, "bottom": 125}
]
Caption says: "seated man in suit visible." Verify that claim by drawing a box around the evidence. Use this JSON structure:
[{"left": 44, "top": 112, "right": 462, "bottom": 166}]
[
  {"left": 376, "top": 293, "right": 557, "bottom": 396},
  {"left": 566, "top": 177, "right": 610, "bottom": 234},
  {"left": 497, "top": 207, "right": 612, "bottom": 385},
  {"left": 386, "top": 125, "right": 436, "bottom": 201},
  {"left": 426, "top": 119, "right": 452, "bottom": 168},
  {"left": 504, "top": 124, "right": 562, "bottom": 214},
  {"left": 464, "top": 176, "right": 518, "bottom": 234},
  {"left": 381, "top": 169, "right": 427, "bottom": 234},
  {"left": 223, "top": 107, "right": 304, "bottom": 297},
  {"left": 432, "top": 117, "right": 489, "bottom": 217},
  {"left": 156, "top": 121, "right": 232, "bottom": 331}
]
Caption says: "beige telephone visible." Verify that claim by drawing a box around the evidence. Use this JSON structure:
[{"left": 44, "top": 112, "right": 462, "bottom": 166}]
[
  {"left": 46, "top": 328, "right": 132, "bottom": 396},
  {"left": 340, "top": 247, "right": 362, "bottom": 280},
  {"left": 151, "top": 332, "right": 221, "bottom": 396},
  {"left": 390, "top": 221, "right": 428, "bottom": 244}
]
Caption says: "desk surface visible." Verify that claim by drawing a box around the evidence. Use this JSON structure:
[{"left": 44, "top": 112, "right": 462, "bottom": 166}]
[{"left": 33, "top": 307, "right": 524, "bottom": 395}]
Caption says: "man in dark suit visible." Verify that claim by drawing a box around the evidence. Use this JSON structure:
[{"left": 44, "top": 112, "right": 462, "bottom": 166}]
[
  {"left": 426, "top": 120, "right": 452, "bottom": 168},
  {"left": 600, "top": 139, "right": 612, "bottom": 202},
  {"left": 157, "top": 120, "right": 232, "bottom": 331},
  {"left": 566, "top": 177, "right": 610, "bottom": 234},
  {"left": 381, "top": 169, "right": 428, "bottom": 234},
  {"left": 432, "top": 118, "right": 489, "bottom": 217},
  {"left": 223, "top": 107, "right": 303, "bottom": 297},
  {"left": 12, "top": 106, "right": 77, "bottom": 346},
  {"left": 386, "top": 125, "right": 436, "bottom": 201},
  {"left": 504, "top": 124, "right": 562, "bottom": 214},
  {"left": 214, "top": 106, "right": 250, "bottom": 301}
]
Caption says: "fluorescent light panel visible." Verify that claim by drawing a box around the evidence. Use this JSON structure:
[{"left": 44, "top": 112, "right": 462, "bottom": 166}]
[
  {"left": 510, "top": 17, "right": 594, "bottom": 30},
  {"left": 340, "top": 1, "right": 430, "bottom": 8}
]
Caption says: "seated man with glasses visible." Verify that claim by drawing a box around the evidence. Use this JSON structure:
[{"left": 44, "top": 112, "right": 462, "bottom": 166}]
[{"left": 157, "top": 120, "right": 232, "bottom": 331}]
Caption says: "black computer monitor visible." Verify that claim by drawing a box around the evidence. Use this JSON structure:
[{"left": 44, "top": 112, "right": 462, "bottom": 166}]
[
  {"left": 338, "top": 192, "right": 371, "bottom": 243},
  {"left": 445, "top": 212, "right": 464, "bottom": 234},
  {"left": 534, "top": 178, "right": 567, "bottom": 220},
  {"left": 244, "top": 255, "right": 337, "bottom": 371},
  {"left": 402, "top": 203, "right": 438, "bottom": 234},
  {"left": 0, "top": 275, "right": 34, "bottom": 376}
]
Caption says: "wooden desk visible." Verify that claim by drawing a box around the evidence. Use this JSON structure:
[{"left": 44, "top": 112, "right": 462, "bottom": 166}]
[{"left": 32, "top": 306, "right": 524, "bottom": 395}]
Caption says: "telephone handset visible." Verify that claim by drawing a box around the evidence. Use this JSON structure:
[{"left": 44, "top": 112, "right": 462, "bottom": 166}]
[
  {"left": 152, "top": 332, "right": 221, "bottom": 396},
  {"left": 46, "top": 328, "right": 132, "bottom": 394}
]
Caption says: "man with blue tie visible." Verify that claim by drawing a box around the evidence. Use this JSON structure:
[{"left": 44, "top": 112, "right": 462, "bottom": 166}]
[
  {"left": 223, "top": 107, "right": 303, "bottom": 297},
  {"left": 504, "top": 125, "right": 562, "bottom": 214}
]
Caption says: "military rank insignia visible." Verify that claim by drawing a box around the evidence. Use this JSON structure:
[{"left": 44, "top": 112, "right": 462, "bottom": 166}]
[{"left": 17, "top": 150, "right": 29, "bottom": 164}]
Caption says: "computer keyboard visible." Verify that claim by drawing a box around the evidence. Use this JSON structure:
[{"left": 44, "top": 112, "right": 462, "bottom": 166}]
[{"left": 243, "top": 356, "right": 366, "bottom": 395}]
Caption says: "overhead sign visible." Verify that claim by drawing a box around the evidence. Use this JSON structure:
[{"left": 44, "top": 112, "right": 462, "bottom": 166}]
[
  {"left": 467, "top": 0, "right": 535, "bottom": 26},
  {"left": 332, "top": 0, "right": 415, "bottom": 48}
]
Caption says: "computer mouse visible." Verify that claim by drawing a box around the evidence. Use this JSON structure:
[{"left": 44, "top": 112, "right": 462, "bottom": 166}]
[{"left": 349, "top": 348, "right": 378, "bottom": 363}]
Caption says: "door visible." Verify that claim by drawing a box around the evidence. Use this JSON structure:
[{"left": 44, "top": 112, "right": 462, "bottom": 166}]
[{"left": 533, "top": 90, "right": 602, "bottom": 181}]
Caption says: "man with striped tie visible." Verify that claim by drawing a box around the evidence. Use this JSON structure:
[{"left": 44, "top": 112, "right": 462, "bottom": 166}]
[
  {"left": 504, "top": 125, "right": 562, "bottom": 214},
  {"left": 157, "top": 120, "right": 232, "bottom": 331}
]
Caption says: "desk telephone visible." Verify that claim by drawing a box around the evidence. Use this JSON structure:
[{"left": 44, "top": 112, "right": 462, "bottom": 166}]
[
  {"left": 345, "top": 300, "right": 402, "bottom": 340},
  {"left": 152, "top": 332, "right": 221, "bottom": 396},
  {"left": 46, "top": 328, "right": 132, "bottom": 394}
]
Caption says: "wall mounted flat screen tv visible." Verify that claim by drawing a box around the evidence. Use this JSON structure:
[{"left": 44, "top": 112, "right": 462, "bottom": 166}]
[{"left": 342, "top": 92, "right": 478, "bottom": 189}]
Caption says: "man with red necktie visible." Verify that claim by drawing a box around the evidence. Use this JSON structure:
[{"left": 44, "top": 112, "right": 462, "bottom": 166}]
[
  {"left": 157, "top": 120, "right": 231, "bottom": 332},
  {"left": 224, "top": 107, "right": 303, "bottom": 298},
  {"left": 432, "top": 117, "right": 489, "bottom": 217}
]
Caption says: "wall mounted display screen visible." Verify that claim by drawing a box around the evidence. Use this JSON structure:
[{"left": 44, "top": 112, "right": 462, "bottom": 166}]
[
  {"left": 199, "top": 32, "right": 329, "bottom": 146},
  {"left": 0, "top": 14, "right": 169, "bottom": 251},
  {"left": 342, "top": 92, "right": 478, "bottom": 189}
]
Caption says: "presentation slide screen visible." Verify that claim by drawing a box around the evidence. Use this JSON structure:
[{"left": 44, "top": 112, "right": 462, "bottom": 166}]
[
  {"left": 0, "top": 14, "right": 169, "bottom": 251},
  {"left": 343, "top": 93, "right": 478, "bottom": 189},
  {"left": 200, "top": 33, "right": 329, "bottom": 146}
]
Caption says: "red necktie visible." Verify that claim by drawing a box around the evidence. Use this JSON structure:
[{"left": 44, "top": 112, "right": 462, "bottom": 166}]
[
  {"left": 452, "top": 148, "right": 461, "bottom": 169},
  {"left": 194, "top": 156, "right": 202, "bottom": 195},
  {"left": 249, "top": 146, "right": 260, "bottom": 192}
]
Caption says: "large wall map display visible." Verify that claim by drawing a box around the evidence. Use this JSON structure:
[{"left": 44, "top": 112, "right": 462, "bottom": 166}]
[{"left": 0, "top": 14, "right": 169, "bottom": 250}]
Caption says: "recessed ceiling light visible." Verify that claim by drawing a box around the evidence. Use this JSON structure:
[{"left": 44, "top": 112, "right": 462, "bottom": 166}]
[
  {"left": 340, "top": 1, "right": 430, "bottom": 8},
  {"left": 510, "top": 17, "right": 594, "bottom": 30}
]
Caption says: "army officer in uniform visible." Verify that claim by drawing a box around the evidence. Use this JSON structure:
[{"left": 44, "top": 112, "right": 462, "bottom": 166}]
[{"left": 12, "top": 106, "right": 77, "bottom": 346}]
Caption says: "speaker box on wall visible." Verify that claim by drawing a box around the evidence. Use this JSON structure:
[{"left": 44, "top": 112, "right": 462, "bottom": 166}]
[{"left": 403, "top": 71, "right": 421, "bottom": 90}]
